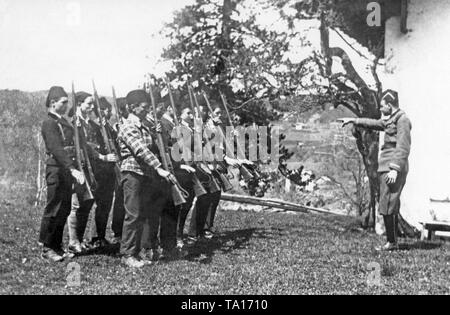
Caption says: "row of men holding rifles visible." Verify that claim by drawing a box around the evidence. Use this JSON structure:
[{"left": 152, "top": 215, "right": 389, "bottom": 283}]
[{"left": 40, "top": 79, "right": 258, "bottom": 268}]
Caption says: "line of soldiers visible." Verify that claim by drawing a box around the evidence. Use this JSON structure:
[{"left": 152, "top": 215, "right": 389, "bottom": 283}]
[{"left": 40, "top": 84, "right": 248, "bottom": 268}]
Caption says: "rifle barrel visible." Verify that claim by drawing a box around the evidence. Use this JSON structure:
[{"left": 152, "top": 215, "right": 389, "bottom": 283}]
[
  {"left": 92, "top": 80, "right": 113, "bottom": 154},
  {"left": 111, "top": 86, "right": 122, "bottom": 125},
  {"left": 165, "top": 77, "right": 180, "bottom": 126}
]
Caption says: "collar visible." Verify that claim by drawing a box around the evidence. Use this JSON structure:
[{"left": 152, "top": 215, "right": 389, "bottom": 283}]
[
  {"left": 76, "top": 109, "right": 90, "bottom": 124},
  {"left": 384, "top": 109, "right": 403, "bottom": 123},
  {"left": 127, "top": 113, "right": 142, "bottom": 128},
  {"left": 181, "top": 120, "right": 193, "bottom": 131},
  {"left": 146, "top": 115, "right": 155, "bottom": 125},
  {"left": 48, "top": 111, "right": 62, "bottom": 120},
  {"left": 390, "top": 108, "right": 401, "bottom": 118},
  {"left": 162, "top": 113, "right": 174, "bottom": 124}
]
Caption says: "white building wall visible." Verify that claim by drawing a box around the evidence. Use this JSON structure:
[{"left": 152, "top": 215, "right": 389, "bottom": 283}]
[{"left": 384, "top": 0, "right": 450, "bottom": 227}]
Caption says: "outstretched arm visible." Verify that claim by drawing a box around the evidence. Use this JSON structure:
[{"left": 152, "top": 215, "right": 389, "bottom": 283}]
[{"left": 339, "top": 117, "right": 385, "bottom": 131}]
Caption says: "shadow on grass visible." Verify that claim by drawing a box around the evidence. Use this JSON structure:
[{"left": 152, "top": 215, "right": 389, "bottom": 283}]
[
  {"left": 67, "top": 243, "right": 121, "bottom": 258},
  {"left": 64, "top": 226, "right": 286, "bottom": 264},
  {"left": 399, "top": 241, "right": 443, "bottom": 251},
  {"left": 185, "top": 227, "right": 284, "bottom": 264},
  {"left": 0, "top": 238, "right": 16, "bottom": 246}
]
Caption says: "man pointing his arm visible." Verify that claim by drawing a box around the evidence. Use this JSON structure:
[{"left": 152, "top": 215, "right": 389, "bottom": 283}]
[{"left": 340, "top": 90, "right": 412, "bottom": 251}]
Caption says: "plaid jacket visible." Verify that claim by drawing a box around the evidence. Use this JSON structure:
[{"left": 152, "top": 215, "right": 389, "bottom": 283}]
[{"left": 118, "top": 114, "right": 161, "bottom": 177}]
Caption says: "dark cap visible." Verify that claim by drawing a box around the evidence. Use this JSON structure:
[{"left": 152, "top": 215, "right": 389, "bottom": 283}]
[
  {"left": 75, "top": 91, "right": 92, "bottom": 106},
  {"left": 68, "top": 91, "right": 92, "bottom": 117},
  {"left": 126, "top": 90, "right": 150, "bottom": 106},
  {"left": 46, "top": 86, "right": 68, "bottom": 107},
  {"left": 382, "top": 89, "right": 399, "bottom": 107}
]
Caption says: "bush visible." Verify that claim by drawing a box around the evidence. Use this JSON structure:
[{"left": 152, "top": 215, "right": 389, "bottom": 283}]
[{"left": 0, "top": 90, "right": 46, "bottom": 182}]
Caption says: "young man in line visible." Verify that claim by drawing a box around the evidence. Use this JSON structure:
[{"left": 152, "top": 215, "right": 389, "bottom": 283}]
[
  {"left": 40, "top": 86, "right": 85, "bottom": 262},
  {"left": 117, "top": 90, "right": 171, "bottom": 268},
  {"left": 67, "top": 92, "right": 117, "bottom": 254}
]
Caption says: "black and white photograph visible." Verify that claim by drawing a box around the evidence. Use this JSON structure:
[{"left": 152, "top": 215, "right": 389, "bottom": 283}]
[{"left": 0, "top": 0, "right": 449, "bottom": 297}]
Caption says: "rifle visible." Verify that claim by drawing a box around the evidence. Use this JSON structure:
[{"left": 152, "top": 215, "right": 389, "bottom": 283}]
[
  {"left": 147, "top": 83, "right": 188, "bottom": 206},
  {"left": 187, "top": 84, "right": 222, "bottom": 194},
  {"left": 203, "top": 91, "right": 254, "bottom": 182},
  {"left": 71, "top": 81, "right": 96, "bottom": 202},
  {"left": 164, "top": 78, "right": 207, "bottom": 198},
  {"left": 111, "top": 86, "right": 123, "bottom": 126},
  {"left": 92, "top": 80, "right": 122, "bottom": 184},
  {"left": 219, "top": 92, "right": 260, "bottom": 180}
]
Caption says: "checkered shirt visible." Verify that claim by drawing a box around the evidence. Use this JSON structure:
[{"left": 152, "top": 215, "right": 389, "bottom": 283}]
[{"left": 118, "top": 114, "right": 161, "bottom": 177}]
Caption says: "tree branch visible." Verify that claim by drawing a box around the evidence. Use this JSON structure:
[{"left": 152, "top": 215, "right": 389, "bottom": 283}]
[
  {"left": 330, "top": 27, "right": 385, "bottom": 66},
  {"left": 328, "top": 47, "right": 368, "bottom": 91},
  {"left": 336, "top": 100, "right": 361, "bottom": 117}
]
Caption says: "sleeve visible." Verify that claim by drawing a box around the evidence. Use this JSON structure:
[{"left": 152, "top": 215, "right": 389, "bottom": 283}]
[
  {"left": 120, "top": 124, "right": 161, "bottom": 169},
  {"left": 85, "top": 143, "right": 101, "bottom": 160},
  {"left": 79, "top": 125, "right": 101, "bottom": 160},
  {"left": 389, "top": 116, "right": 412, "bottom": 172},
  {"left": 107, "top": 124, "right": 121, "bottom": 155},
  {"left": 355, "top": 118, "right": 386, "bottom": 131},
  {"left": 42, "top": 120, "right": 74, "bottom": 170}
]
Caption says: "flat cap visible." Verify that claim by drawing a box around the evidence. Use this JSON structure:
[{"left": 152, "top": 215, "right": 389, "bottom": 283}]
[{"left": 126, "top": 90, "right": 150, "bottom": 106}]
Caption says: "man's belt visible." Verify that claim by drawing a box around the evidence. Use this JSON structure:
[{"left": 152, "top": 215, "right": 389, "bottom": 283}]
[{"left": 46, "top": 146, "right": 76, "bottom": 161}]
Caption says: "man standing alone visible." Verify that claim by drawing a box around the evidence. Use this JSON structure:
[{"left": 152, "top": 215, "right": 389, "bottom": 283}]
[{"left": 341, "top": 90, "right": 412, "bottom": 251}]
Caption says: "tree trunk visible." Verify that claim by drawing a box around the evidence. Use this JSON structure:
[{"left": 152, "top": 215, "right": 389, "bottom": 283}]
[
  {"left": 216, "top": 0, "right": 237, "bottom": 94},
  {"left": 355, "top": 128, "right": 379, "bottom": 229},
  {"left": 320, "top": 17, "right": 380, "bottom": 229}
]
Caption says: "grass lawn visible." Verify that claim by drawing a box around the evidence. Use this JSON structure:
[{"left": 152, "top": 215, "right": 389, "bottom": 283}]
[{"left": 1, "top": 185, "right": 449, "bottom": 295}]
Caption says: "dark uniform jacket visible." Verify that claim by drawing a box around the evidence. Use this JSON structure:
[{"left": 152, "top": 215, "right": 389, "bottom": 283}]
[
  {"left": 355, "top": 109, "right": 412, "bottom": 173},
  {"left": 42, "top": 112, "right": 76, "bottom": 170},
  {"left": 80, "top": 118, "right": 114, "bottom": 175},
  {"left": 160, "top": 114, "right": 184, "bottom": 169}
]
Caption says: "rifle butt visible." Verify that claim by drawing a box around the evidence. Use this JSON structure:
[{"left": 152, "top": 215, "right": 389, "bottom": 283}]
[
  {"left": 240, "top": 165, "right": 254, "bottom": 181},
  {"left": 192, "top": 174, "right": 208, "bottom": 197},
  {"left": 74, "top": 181, "right": 95, "bottom": 203},
  {"left": 217, "top": 172, "right": 233, "bottom": 192},
  {"left": 171, "top": 185, "right": 187, "bottom": 206}
]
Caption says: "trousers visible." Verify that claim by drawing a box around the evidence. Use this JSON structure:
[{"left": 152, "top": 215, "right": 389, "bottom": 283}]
[
  {"left": 39, "top": 166, "right": 72, "bottom": 250},
  {"left": 121, "top": 171, "right": 169, "bottom": 256}
]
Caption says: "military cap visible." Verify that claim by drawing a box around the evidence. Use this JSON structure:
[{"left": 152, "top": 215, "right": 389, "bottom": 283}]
[
  {"left": 46, "top": 86, "right": 68, "bottom": 107},
  {"left": 382, "top": 89, "right": 399, "bottom": 107}
]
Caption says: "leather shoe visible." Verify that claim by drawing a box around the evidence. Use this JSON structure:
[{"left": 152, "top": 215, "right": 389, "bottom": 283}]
[
  {"left": 41, "top": 248, "right": 64, "bottom": 263},
  {"left": 375, "top": 242, "right": 399, "bottom": 252}
]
